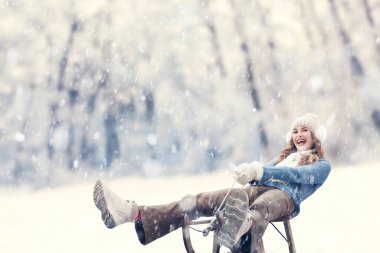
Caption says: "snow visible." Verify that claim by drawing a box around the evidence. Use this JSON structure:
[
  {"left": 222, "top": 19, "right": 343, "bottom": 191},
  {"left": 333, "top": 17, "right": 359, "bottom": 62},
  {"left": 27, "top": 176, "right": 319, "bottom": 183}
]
[
  {"left": 1, "top": 163, "right": 379, "bottom": 253},
  {"left": 2, "top": 0, "right": 380, "bottom": 184},
  {"left": 1, "top": 2, "right": 379, "bottom": 251}
]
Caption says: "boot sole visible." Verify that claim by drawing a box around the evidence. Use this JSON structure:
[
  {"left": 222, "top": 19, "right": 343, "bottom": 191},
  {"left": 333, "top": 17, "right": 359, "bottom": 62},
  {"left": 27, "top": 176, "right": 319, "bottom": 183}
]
[
  {"left": 217, "top": 189, "right": 249, "bottom": 248},
  {"left": 93, "top": 179, "right": 116, "bottom": 229}
]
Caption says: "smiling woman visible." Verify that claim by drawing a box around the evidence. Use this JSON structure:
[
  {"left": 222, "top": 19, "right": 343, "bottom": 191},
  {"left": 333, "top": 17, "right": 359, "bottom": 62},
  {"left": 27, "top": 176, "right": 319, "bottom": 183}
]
[
  {"left": 281, "top": 113, "right": 327, "bottom": 166},
  {"left": 293, "top": 126, "right": 314, "bottom": 151},
  {"left": 92, "top": 113, "right": 331, "bottom": 253}
]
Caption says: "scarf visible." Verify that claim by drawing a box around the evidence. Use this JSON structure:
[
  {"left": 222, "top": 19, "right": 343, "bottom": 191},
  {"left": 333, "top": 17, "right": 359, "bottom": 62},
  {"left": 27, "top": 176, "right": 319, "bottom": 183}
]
[{"left": 276, "top": 150, "right": 314, "bottom": 167}]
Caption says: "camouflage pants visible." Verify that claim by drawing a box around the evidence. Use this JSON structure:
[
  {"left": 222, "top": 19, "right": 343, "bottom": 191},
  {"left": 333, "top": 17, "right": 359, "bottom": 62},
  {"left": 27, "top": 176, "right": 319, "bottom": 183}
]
[{"left": 135, "top": 185, "right": 294, "bottom": 252}]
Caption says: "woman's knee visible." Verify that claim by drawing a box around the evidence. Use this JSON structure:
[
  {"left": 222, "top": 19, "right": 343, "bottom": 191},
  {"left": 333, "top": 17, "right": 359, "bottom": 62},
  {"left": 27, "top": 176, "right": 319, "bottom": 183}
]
[
  {"left": 251, "top": 202, "right": 270, "bottom": 221},
  {"left": 179, "top": 194, "right": 197, "bottom": 212},
  {"left": 251, "top": 194, "right": 293, "bottom": 221}
]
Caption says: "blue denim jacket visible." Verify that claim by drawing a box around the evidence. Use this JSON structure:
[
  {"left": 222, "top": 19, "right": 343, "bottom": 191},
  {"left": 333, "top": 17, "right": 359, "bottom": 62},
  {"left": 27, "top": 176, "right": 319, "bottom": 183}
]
[{"left": 255, "top": 157, "right": 331, "bottom": 217}]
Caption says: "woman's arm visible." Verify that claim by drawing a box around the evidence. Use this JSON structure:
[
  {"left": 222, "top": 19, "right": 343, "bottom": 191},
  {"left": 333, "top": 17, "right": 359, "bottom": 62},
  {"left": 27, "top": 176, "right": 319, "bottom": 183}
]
[{"left": 260, "top": 159, "right": 331, "bottom": 185}]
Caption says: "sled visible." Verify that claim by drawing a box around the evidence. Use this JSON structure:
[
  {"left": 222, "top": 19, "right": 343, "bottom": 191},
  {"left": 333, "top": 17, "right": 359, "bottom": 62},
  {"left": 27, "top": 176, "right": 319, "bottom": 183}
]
[{"left": 182, "top": 213, "right": 296, "bottom": 253}]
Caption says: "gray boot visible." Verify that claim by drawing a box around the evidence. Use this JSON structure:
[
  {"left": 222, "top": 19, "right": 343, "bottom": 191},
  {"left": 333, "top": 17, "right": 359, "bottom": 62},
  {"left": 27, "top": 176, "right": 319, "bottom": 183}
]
[
  {"left": 217, "top": 189, "right": 253, "bottom": 248},
  {"left": 93, "top": 179, "right": 138, "bottom": 228}
]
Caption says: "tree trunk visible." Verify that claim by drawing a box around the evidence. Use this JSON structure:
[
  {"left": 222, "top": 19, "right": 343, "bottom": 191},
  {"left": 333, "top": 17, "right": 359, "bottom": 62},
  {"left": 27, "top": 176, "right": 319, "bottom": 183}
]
[
  {"left": 308, "top": 1, "right": 329, "bottom": 46},
  {"left": 104, "top": 109, "right": 120, "bottom": 168},
  {"left": 144, "top": 89, "right": 155, "bottom": 122},
  {"left": 362, "top": 0, "right": 380, "bottom": 69},
  {"left": 47, "top": 103, "right": 59, "bottom": 160},
  {"left": 298, "top": 0, "right": 316, "bottom": 50},
  {"left": 229, "top": 0, "right": 261, "bottom": 110},
  {"left": 328, "top": 0, "right": 364, "bottom": 78},
  {"left": 200, "top": 0, "right": 227, "bottom": 78},
  {"left": 57, "top": 20, "right": 79, "bottom": 91},
  {"left": 229, "top": 0, "right": 268, "bottom": 148},
  {"left": 253, "top": 0, "right": 283, "bottom": 98},
  {"left": 371, "top": 110, "right": 380, "bottom": 133}
]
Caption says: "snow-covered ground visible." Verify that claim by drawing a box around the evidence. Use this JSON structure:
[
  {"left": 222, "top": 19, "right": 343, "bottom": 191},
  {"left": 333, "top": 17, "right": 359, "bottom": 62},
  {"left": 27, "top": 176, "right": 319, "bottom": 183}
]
[{"left": 1, "top": 163, "right": 379, "bottom": 253}]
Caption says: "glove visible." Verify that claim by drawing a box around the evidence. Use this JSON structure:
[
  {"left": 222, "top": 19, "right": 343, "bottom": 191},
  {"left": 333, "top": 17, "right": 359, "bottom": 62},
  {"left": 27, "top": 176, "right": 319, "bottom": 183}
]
[{"left": 233, "top": 161, "right": 264, "bottom": 185}]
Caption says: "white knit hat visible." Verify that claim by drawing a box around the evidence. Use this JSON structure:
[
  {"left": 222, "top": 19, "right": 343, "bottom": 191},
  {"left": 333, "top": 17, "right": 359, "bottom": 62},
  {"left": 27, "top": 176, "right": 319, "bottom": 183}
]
[{"left": 285, "top": 113, "right": 327, "bottom": 143}]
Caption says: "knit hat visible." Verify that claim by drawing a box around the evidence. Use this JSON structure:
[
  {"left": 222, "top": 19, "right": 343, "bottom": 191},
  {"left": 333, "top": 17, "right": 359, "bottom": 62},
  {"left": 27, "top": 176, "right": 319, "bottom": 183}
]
[{"left": 285, "top": 113, "right": 327, "bottom": 143}]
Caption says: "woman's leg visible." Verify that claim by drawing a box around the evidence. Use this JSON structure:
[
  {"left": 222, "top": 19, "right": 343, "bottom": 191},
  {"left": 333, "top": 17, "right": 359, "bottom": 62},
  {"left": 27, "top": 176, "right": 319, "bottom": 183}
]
[
  {"left": 135, "top": 186, "right": 273, "bottom": 245},
  {"left": 136, "top": 188, "right": 232, "bottom": 244},
  {"left": 247, "top": 189, "right": 295, "bottom": 253},
  {"left": 93, "top": 179, "right": 285, "bottom": 248},
  {"left": 93, "top": 180, "right": 240, "bottom": 245}
]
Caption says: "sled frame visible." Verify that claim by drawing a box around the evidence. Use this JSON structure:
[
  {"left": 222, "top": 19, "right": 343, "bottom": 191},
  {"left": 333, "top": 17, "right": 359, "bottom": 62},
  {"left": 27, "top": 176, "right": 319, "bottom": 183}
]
[{"left": 182, "top": 213, "right": 296, "bottom": 253}]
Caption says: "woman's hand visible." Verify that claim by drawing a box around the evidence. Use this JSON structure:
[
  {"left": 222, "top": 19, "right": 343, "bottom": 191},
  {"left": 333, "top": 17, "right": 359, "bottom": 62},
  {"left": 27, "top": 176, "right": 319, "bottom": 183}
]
[{"left": 233, "top": 161, "right": 264, "bottom": 185}]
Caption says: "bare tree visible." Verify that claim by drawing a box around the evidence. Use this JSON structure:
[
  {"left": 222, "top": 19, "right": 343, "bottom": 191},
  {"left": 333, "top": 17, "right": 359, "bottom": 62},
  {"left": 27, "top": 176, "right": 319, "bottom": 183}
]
[
  {"left": 57, "top": 20, "right": 79, "bottom": 91},
  {"left": 308, "top": 0, "right": 329, "bottom": 46},
  {"left": 13, "top": 84, "right": 36, "bottom": 184},
  {"left": 372, "top": 110, "right": 380, "bottom": 133},
  {"left": 229, "top": 0, "right": 268, "bottom": 148},
  {"left": 47, "top": 103, "right": 59, "bottom": 160},
  {"left": 80, "top": 69, "right": 108, "bottom": 162},
  {"left": 46, "top": 19, "right": 79, "bottom": 169},
  {"left": 253, "top": 0, "right": 283, "bottom": 96},
  {"left": 104, "top": 107, "right": 120, "bottom": 167},
  {"left": 229, "top": 0, "right": 260, "bottom": 110},
  {"left": 362, "top": 0, "right": 380, "bottom": 69},
  {"left": 328, "top": 0, "right": 364, "bottom": 79},
  {"left": 200, "top": 0, "right": 227, "bottom": 78},
  {"left": 298, "top": 0, "right": 316, "bottom": 50}
]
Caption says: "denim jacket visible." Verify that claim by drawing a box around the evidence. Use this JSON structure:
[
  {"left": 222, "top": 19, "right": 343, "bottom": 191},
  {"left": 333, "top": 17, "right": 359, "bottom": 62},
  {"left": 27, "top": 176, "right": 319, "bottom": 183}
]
[{"left": 255, "top": 157, "right": 331, "bottom": 217}]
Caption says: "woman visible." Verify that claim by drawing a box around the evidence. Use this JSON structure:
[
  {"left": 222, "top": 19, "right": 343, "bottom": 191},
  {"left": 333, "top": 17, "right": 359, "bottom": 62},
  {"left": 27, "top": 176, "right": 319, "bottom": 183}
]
[{"left": 93, "top": 113, "right": 331, "bottom": 252}]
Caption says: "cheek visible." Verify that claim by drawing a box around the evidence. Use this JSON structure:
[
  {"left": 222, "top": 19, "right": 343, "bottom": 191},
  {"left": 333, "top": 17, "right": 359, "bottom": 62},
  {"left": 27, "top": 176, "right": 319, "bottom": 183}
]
[{"left": 306, "top": 136, "right": 314, "bottom": 146}]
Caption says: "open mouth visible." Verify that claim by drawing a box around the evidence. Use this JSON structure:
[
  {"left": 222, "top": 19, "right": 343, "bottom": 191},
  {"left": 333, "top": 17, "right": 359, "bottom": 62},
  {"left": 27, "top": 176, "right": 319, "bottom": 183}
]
[{"left": 296, "top": 139, "right": 306, "bottom": 145}]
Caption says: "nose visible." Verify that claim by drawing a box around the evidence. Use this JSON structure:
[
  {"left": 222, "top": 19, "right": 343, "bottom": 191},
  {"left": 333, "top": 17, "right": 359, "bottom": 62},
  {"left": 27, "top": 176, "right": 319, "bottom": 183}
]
[{"left": 294, "top": 131, "right": 304, "bottom": 139}]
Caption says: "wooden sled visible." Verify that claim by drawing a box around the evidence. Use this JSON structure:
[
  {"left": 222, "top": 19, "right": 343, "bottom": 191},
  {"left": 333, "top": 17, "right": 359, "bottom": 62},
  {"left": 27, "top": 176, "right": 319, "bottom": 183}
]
[{"left": 182, "top": 213, "right": 296, "bottom": 253}]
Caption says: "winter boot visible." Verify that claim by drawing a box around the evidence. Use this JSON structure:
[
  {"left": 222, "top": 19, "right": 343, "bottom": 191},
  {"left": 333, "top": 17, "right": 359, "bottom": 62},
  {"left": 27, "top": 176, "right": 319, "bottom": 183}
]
[
  {"left": 93, "top": 179, "right": 138, "bottom": 229},
  {"left": 217, "top": 189, "right": 253, "bottom": 248}
]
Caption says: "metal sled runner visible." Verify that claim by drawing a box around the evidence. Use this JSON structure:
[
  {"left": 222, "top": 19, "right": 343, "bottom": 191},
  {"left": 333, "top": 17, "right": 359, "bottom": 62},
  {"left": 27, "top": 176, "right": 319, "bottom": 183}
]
[{"left": 181, "top": 213, "right": 296, "bottom": 253}]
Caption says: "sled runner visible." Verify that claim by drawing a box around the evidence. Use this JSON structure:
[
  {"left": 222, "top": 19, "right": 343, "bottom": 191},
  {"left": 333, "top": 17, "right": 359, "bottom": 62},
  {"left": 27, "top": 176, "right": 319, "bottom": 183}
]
[{"left": 182, "top": 213, "right": 296, "bottom": 253}]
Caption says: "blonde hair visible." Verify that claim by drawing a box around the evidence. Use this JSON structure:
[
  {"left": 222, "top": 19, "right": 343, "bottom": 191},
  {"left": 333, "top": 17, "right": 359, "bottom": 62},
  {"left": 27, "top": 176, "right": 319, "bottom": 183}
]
[{"left": 277, "top": 132, "right": 325, "bottom": 166}]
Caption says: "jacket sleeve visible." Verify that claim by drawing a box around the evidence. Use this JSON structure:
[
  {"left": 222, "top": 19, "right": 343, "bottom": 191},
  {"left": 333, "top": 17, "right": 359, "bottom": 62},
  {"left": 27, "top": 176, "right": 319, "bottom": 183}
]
[{"left": 260, "top": 159, "right": 331, "bottom": 185}]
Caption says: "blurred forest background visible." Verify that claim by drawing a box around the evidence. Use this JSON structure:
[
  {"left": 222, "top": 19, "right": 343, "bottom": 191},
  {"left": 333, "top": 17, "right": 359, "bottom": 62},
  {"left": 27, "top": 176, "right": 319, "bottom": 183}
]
[{"left": 1, "top": 0, "right": 380, "bottom": 186}]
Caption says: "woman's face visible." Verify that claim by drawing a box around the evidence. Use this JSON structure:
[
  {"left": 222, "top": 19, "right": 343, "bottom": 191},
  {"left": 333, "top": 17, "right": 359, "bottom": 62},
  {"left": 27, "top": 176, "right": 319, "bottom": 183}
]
[{"left": 292, "top": 126, "right": 313, "bottom": 151}]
